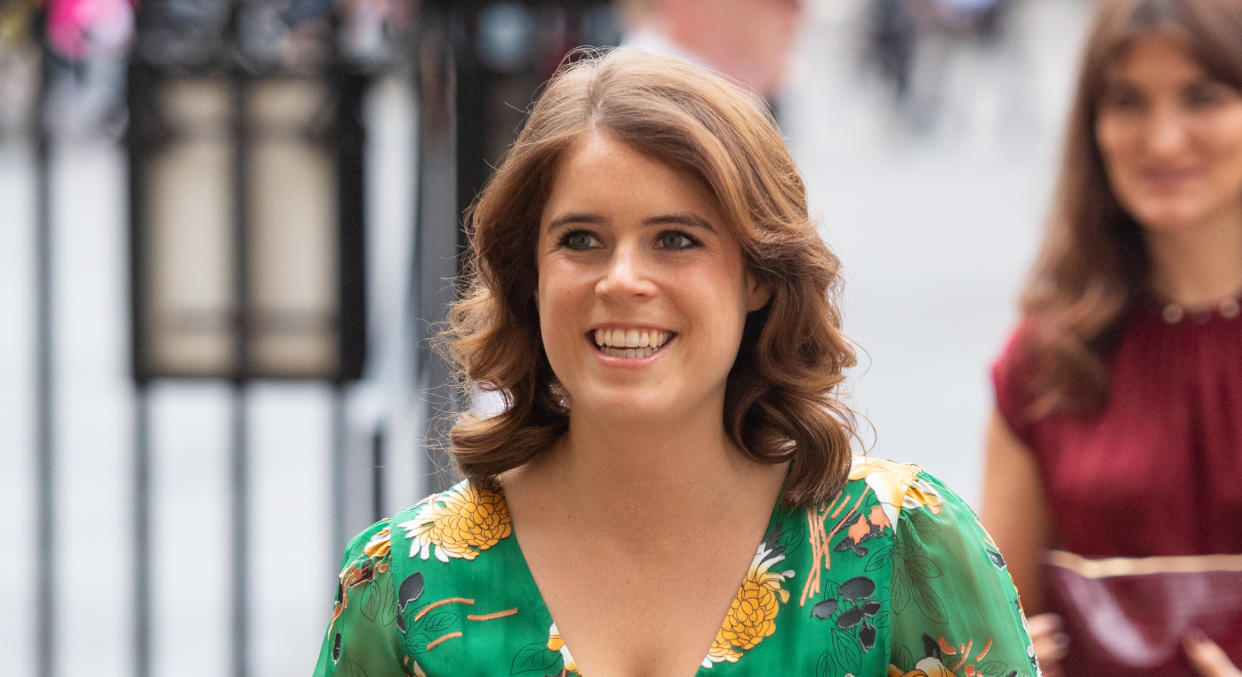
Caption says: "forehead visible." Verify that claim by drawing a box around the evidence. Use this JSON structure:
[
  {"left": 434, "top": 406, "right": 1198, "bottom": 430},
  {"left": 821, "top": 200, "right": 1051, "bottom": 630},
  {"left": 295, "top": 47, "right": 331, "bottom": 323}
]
[
  {"left": 541, "top": 132, "right": 724, "bottom": 218},
  {"left": 1105, "top": 34, "right": 1207, "bottom": 85}
]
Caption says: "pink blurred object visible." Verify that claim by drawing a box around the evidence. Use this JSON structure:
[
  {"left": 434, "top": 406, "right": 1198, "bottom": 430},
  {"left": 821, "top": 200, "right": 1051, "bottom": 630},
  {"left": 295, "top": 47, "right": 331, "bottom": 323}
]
[{"left": 46, "top": 0, "right": 135, "bottom": 60}]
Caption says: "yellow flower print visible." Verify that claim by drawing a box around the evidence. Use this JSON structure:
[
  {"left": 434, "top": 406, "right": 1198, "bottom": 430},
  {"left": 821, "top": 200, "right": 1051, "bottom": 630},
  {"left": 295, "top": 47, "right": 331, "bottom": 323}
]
[
  {"left": 703, "top": 538, "right": 794, "bottom": 667},
  {"left": 849, "top": 456, "right": 944, "bottom": 526},
  {"left": 546, "top": 622, "right": 580, "bottom": 674},
  {"left": 362, "top": 527, "right": 391, "bottom": 559},
  {"left": 397, "top": 480, "right": 512, "bottom": 562}
]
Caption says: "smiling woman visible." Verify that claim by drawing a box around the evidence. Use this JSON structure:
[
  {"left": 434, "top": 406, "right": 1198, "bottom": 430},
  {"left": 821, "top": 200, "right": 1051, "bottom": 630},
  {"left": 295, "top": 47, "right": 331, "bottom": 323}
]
[{"left": 312, "top": 48, "right": 1039, "bottom": 676}]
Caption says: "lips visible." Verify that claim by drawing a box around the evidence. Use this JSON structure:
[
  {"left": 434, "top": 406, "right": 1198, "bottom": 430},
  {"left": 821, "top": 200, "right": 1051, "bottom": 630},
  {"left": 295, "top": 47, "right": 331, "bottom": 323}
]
[
  {"left": 1138, "top": 166, "right": 1199, "bottom": 188},
  {"left": 591, "top": 327, "right": 673, "bottom": 358}
]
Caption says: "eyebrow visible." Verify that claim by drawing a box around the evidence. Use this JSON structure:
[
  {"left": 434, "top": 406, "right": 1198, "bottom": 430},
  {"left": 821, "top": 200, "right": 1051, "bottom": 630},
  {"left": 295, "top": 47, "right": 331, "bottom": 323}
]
[{"left": 545, "top": 212, "right": 718, "bottom": 233}]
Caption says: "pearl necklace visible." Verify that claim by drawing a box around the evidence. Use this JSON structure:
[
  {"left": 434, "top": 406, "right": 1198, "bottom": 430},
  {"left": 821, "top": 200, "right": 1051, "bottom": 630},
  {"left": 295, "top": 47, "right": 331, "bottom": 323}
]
[{"left": 1160, "top": 291, "right": 1242, "bottom": 324}]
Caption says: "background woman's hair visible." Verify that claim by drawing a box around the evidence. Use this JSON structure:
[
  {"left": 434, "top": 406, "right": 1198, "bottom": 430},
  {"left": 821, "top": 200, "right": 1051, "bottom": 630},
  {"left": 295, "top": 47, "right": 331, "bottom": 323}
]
[
  {"left": 1018, "top": 0, "right": 1242, "bottom": 416},
  {"left": 439, "top": 47, "right": 859, "bottom": 507}
]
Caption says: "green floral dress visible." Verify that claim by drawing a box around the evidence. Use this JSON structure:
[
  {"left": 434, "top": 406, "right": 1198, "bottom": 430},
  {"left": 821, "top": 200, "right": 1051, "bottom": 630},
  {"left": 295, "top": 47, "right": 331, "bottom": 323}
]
[{"left": 313, "top": 456, "right": 1040, "bottom": 677}]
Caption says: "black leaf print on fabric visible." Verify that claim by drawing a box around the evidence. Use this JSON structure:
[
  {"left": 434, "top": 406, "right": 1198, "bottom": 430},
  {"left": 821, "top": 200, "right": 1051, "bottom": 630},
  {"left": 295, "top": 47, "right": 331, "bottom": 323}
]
[
  {"left": 977, "top": 661, "right": 1016, "bottom": 676},
  {"left": 903, "top": 554, "right": 944, "bottom": 579},
  {"left": 398, "top": 573, "right": 424, "bottom": 613},
  {"left": 988, "top": 549, "right": 1007, "bottom": 570},
  {"left": 510, "top": 641, "right": 562, "bottom": 676},
  {"left": 405, "top": 632, "right": 432, "bottom": 656},
  {"left": 763, "top": 522, "right": 783, "bottom": 552},
  {"left": 892, "top": 569, "right": 913, "bottom": 612},
  {"left": 839, "top": 576, "right": 876, "bottom": 601},
  {"left": 361, "top": 577, "right": 398, "bottom": 626},
  {"left": 895, "top": 645, "right": 914, "bottom": 670},
  {"left": 811, "top": 598, "right": 839, "bottom": 619},
  {"left": 815, "top": 651, "right": 834, "bottom": 677},
  {"left": 915, "top": 582, "right": 949, "bottom": 624},
  {"left": 815, "top": 574, "right": 881, "bottom": 669},
  {"left": 836, "top": 608, "right": 865, "bottom": 628},
  {"left": 423, "top": 611, "right": 457, "bottom": 633},
  {"left": 893, "top": 521, "right": 949, "bottom": 624},
  {"left": 864, "top": 548, "right": 892, "bottom": 573},
  {"left": 342, "top": 658, "right": 372, "bottom": 677},
  {"left": 828, "top": 629, "right": 864, "bottom": 675},
  {"left": 778, "top": 511, "right": 808, "bottom": 560},
  {"left": 858, "top": 621, "right": 876, "bottom": 651},
  {"left": 833, "top": 538, "right": 868, "bottom": 556}
]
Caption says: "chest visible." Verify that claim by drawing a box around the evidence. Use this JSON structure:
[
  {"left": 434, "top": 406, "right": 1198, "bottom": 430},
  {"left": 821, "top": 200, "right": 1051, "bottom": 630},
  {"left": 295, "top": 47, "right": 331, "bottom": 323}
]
[
  {"left": 1032, "top": 323, "right": 1242, "bottom": 555},
  {"left": 384, "top": 478, "right": 903, "bottom": 676},
  {"left": 524, "top": 542, "right": 752, "bottom": 677}
]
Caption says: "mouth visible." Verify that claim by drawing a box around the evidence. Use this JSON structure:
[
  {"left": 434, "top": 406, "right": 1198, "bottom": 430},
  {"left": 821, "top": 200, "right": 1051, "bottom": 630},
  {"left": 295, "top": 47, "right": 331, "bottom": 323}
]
[
  {"left": 591, "top": 327, "right": 674, "bottom": 359},
  {"left": 1139, "top": 166, "right": 1199, "bottom": 187}
]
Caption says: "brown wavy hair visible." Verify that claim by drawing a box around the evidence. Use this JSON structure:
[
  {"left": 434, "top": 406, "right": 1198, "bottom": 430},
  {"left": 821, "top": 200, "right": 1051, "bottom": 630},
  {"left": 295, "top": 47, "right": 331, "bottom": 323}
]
[
  {"left": 1018, "top": 0, "right": 1242, "bottom": 416},
  {"left": 440, "top": 48, "right": 858, "bottom": 507}
]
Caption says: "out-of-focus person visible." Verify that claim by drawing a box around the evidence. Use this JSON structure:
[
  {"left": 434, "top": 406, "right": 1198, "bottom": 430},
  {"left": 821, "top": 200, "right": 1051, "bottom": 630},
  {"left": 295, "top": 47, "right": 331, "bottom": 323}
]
[
  {"left": 981, "top": 0, "right": 1242, "bottom": 675},
  {"left": 615, "top": 0, "right": 804, "bottom": 100}
]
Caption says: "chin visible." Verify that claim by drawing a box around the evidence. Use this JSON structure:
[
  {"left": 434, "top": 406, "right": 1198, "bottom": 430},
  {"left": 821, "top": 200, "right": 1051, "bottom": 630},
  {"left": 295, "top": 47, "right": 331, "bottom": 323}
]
[{"left": 1129, "top": 203, "right": 1207, "bottom": 233}]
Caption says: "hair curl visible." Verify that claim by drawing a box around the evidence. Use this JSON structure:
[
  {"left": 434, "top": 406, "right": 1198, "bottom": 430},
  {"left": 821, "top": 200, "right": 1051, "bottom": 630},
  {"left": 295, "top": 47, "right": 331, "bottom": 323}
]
[
  {"left": 1019, "top": 0, "right": 1242, "bottom": 416},
  {"left": 440, "top": 48, "right": 858, "bottom": 507}
]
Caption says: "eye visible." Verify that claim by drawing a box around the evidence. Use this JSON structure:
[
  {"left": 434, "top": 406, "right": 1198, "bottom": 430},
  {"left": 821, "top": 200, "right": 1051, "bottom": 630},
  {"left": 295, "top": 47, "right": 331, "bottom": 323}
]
[
  {"left": 557, "top": 230, "right": 600, "bottom": 251},
  {"left": 655, "top": 230, "right": 701, "bottom": 250},
  {"left": 1100, "top": 86, "right": 1146, "bottom": 113},
  {"left": 1182, "top": 81, "right": 1235, "bottom": 109}
]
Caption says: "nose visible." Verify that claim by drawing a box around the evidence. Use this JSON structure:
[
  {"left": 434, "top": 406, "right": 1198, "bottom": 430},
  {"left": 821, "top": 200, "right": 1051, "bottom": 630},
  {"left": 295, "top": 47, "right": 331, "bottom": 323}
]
[
  {"left": 594, "top": 243, "right": 657, "bottom": 299},
  {"left": 1146, "top": 105, "right": 1189, "bottom": 156}
]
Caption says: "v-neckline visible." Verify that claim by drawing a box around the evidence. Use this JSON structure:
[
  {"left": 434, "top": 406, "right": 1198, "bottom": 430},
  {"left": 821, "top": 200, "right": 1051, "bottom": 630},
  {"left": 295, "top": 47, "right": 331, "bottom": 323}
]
[{"left": 495, "top": 479, "right": 788, "bottom": 676}]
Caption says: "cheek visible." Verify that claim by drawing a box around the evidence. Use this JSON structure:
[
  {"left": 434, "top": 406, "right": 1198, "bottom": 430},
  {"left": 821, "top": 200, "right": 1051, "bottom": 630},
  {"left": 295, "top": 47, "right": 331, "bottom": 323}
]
[
  {"left": 1215, "top": 126, "right": 1242, "bottom": 192},
  {"left": 1094, "top": 120, "right": 1126, "bottom": 169}
]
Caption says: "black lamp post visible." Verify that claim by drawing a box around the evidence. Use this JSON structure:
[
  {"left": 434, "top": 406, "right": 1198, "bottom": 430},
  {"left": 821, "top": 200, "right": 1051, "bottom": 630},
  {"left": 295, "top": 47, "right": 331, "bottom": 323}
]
[{"left": 124, "top": 2, "right": 403, "bottom": 675}]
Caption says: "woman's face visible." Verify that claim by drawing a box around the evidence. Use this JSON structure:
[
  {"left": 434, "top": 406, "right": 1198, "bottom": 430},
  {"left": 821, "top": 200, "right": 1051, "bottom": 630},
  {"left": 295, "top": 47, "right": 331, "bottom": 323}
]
[
  {"left": 1095, "top": 34, "right": 1242, "bottom": 235},
  {"left": 534, "top": 132, "right": 770, "bottom": 428}
]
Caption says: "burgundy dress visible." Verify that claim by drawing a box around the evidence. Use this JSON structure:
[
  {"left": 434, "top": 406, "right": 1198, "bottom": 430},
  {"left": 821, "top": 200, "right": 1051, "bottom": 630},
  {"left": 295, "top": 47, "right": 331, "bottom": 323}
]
[
  {"left": 992, "top": 297, "right": 1242, "bottom": 558},
  {"left": 992, "top": 296, "right": 1242, "bottom": 674}
]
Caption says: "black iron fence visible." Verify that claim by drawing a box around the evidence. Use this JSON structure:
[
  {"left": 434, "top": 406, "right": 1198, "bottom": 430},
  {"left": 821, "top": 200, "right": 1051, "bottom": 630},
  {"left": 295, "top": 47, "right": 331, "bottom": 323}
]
[{"left": 10, "top": 1, "right": 616, "bottom": 675}]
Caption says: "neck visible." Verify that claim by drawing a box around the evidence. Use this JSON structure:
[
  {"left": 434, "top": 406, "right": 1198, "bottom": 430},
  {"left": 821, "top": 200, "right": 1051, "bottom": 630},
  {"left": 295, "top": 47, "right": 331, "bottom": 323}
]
[
  {"left": 530, "top": 411, "right": 786, "bottom": 544},
  {"left": 1145, "top": 217, "right": 1242, "bottom": 307}
]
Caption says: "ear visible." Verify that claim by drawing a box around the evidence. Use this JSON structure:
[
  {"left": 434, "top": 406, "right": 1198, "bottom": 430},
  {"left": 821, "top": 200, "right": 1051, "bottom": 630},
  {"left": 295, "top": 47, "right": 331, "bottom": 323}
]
[{"left": 745, "top": 272, "right": 773, "bottom": 312}]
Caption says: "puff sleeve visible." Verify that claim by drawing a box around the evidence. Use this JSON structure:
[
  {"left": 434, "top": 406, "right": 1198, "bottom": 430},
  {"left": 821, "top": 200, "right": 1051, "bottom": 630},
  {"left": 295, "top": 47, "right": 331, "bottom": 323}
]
[
  {"left": 313, "top": 519, "right": 412, "bottom": 677},
  {"left": 887, "top": 472, "right": 1041, "bottom": 677}
]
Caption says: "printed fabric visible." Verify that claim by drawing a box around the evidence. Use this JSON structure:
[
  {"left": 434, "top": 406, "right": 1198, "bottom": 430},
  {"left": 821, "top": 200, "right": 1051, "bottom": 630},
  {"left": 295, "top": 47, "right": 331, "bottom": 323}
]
[{"left": 312, "top": 456, "right": 1039, "bottom": 676}]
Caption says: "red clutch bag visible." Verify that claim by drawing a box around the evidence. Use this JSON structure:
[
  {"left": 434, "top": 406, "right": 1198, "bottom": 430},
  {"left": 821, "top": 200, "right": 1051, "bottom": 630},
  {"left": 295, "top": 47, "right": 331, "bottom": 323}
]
[{"left": 1041, "top": 550, "right": 1242, "bottom": 676}]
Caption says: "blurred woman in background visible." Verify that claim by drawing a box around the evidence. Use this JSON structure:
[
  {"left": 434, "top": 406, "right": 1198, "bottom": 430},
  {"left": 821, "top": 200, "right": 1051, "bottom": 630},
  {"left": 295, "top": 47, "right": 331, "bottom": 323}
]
[{"left": 982, "top": 0, "right": 1242, "bottom": 675}]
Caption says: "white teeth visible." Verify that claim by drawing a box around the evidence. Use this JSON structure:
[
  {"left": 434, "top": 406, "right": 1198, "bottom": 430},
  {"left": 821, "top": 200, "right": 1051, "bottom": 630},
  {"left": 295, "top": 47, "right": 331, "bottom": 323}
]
[
  {"left": 592, "top": 328, "right": 671, "bottom": 354},
  {"left": 597, "top": 345, "right": 656, "bottom": 358}
]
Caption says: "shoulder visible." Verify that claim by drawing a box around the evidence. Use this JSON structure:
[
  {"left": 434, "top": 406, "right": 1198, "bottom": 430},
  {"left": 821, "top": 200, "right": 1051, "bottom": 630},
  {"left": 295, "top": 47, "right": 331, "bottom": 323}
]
[
  {"left": 335, "top": 477, "right": 512, "bottom": 577},
  {"left": 842, "top": 456, "right": 998, "bottom": 552},
  {"left": 843, "top": 456, "right": 949, "bottom": 526},
  {"left": 991, "top": 319, "right": 1043, "bottom": 440},
  {"left": 844, "top": 456, "right": 1010, "bottom": 573},
  {"left": 992, "top": 318, "right": 1039, "bottom": 389},
  {"left": 337, "top": 517, "right": 395, "bottom": 579},
  {"left": 389, "top": 478, "right": 513, "bottom": 563}
]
